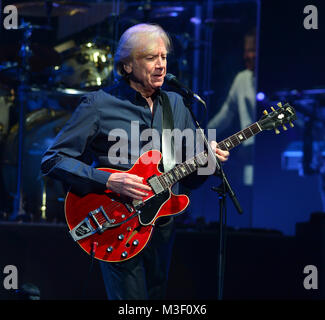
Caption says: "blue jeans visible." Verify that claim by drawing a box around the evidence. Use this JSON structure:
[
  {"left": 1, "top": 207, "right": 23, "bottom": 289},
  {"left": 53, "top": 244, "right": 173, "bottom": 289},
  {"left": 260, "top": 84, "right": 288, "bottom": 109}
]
[{"left": 100, "top": 217, "right": 175, "bottom": 300}]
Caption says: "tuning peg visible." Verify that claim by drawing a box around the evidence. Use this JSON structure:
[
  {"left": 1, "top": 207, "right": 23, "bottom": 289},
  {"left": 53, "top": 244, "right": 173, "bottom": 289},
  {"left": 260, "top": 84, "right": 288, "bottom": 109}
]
[
  {"left": 289, "top": 122, "right": 294, "bottom": 128},
  {"left": 271, "top": 107, "right": 276, "bottom": 112},
  {"left": 277, "top": 102, "right": 283, "bottom": 108},
  {"left": 282, "top": 124, "right": 287, "bottom": 131},
  {"left": 275, "top": 128, "right": 280, "bottom": 134},
  {"left": 263, "top": 110, "right": 268, "bottom": 115}
]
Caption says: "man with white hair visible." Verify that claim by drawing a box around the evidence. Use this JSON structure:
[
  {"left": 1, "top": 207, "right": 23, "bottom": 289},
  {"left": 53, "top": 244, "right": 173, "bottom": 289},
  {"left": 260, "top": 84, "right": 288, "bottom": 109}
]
[{"left": 41, "top": 23, "right": 229, "bottom": 299}]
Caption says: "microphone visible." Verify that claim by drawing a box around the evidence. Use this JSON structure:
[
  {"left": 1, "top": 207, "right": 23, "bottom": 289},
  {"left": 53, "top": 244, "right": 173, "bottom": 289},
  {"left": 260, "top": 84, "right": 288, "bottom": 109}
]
[{"left": 164, "top": 73, "right": 206, "bottom": 109}]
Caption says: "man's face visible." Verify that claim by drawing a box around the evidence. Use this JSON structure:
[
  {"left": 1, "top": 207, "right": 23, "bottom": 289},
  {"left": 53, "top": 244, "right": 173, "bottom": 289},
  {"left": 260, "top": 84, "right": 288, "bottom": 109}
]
[
  {"left": 243, "top": 35, "right": 256, "bottom": 71},
  {"left": 124, "top": 37, "right": 167, "bottom": 95}
]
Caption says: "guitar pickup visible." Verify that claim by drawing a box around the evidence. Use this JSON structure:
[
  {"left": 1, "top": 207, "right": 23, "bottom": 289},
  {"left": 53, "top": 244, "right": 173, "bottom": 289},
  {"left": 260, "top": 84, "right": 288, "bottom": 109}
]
[
  {"left": 69, "top": 206, "right": 115, "bottom": 241},
  {"left": 147, "top": 175, "right": 164, "bottom": 194}
]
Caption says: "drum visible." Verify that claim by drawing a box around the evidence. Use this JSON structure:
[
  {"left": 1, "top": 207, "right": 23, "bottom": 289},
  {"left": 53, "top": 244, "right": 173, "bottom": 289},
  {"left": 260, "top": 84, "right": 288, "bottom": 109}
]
[
  {"left": 1, "top": 108, "right": 71, "bottom": 221},
  {"left": 54, "top": 42, "right": 114, "bottom": 89}
]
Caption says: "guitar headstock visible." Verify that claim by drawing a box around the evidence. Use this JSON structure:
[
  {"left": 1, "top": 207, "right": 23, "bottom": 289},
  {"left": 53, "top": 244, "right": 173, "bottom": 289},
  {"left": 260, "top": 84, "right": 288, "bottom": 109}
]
[{"left": 258, "top": 102, "right": 297, "bottom": 134}]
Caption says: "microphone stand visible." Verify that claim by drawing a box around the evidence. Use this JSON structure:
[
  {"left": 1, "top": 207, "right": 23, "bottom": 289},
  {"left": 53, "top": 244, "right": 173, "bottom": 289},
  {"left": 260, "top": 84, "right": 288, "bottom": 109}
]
[
  {"left": 11, "top": 21, "right": 33, "bottom": 221},
  {"left": 183, "top": 95, "right": 243, "bottom": 301}
]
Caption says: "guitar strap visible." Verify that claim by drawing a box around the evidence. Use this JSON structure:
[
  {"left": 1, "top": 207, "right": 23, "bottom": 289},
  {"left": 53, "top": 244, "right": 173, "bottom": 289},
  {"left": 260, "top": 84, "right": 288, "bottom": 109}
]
[{"left": 160, "top": 91, "right": 175, "bottom": 172}]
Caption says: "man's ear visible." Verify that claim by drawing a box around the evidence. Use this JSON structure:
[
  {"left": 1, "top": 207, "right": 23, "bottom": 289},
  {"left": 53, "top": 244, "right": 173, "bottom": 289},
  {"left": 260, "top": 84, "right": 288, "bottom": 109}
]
[{"left": 123, "top": 62, "right": 132, "bottom": 74}]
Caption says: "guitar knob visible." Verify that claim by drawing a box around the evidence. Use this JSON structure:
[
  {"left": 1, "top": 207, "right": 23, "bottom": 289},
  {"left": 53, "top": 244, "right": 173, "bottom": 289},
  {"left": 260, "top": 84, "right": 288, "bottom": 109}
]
[
  {"left": 282, "top": 125, "right": 287, "bottom": 131},
  {"left": 263, "top": 110, "right": 268, "bottom": 115},
  {"left": 132, "top": 240, "right": 139, "bottom": 246},
  {"left": 275, "top": 128, "right": 280, "bottom": 134},
  {"left": 277, "top": 102, "right": 283, "bottom": 108},
  {"left": 121, "top": 251, "right": 128, "bottom": 258},
  {"left": 118, "top": 234, "right": 124, "bottom": 240},
  {"left": 289, "top": 122, "right": 294, "bottom": 128},
  {"left": 271, "top": 107, "right": 275, "bottom": 112},
  {"left": 121, "top": 214, "right": 126, "bottom": 219},
  {"left": 106, "top": 246, "right": 113, "bottom": 253}
]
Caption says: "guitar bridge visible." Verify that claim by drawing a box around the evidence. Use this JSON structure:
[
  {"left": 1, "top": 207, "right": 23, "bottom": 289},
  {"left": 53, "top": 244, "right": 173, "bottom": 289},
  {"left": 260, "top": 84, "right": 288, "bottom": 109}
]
[{"left": 69, "top": 206, "right": 115, "bottom": 241}]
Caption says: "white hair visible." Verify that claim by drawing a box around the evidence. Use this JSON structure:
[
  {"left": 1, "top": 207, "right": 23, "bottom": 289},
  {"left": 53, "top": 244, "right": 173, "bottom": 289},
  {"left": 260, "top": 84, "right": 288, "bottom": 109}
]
[{"left": 114, "top": 23, "right": 171, "bottom": 78}]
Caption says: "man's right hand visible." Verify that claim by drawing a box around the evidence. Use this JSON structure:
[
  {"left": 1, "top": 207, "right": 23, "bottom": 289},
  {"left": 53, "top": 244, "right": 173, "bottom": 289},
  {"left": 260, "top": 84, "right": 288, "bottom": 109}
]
[{"left": 106, "top": 173, "right": 152, "bottom": 200}]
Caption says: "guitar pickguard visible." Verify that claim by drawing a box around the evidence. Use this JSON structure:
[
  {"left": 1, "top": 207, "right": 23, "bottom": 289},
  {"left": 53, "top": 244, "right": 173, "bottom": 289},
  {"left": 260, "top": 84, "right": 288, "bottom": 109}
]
[{"left": 138, "top": 189, "right": 171, "bottom": 225}]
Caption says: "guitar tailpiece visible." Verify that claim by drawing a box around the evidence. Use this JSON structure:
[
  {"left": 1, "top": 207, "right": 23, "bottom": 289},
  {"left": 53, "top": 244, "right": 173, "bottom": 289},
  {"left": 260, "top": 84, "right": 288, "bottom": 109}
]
[{"left": 69, "top": 206, "right": 115, "bottom": 241}]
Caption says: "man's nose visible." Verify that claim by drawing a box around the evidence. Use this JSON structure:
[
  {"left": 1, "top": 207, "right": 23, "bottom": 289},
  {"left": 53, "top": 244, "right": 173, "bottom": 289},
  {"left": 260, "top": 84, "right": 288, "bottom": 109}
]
[{"left": 156, "top": 57, "right": 164, "bottom": 68}]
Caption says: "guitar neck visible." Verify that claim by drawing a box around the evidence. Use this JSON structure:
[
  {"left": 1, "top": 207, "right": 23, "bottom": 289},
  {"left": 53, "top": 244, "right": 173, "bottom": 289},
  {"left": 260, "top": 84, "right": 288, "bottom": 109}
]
[{"left": 217, "top": 121, "right": 262, "bottom": 151}]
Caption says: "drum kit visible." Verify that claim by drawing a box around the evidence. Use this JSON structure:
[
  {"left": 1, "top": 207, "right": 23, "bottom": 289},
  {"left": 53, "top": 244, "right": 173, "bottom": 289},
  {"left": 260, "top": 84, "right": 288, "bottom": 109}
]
[
  {"left": 0, "top": 1, "right": 190, "bottom": 222},
  {"left": 0, "top": 1, "right": 118, "bottom": 222}
]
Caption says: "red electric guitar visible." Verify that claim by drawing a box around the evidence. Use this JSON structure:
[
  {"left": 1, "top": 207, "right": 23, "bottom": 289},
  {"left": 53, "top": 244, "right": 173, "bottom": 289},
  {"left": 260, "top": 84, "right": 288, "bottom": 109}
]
[{"left": 65, "top": 102, "right": 296, "bottom": 262}]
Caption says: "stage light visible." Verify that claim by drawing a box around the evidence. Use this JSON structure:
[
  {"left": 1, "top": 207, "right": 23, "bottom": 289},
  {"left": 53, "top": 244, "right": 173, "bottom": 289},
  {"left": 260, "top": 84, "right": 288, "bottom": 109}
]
[{"left": 256, "top": 92, "right": 265, "bottom": 101}]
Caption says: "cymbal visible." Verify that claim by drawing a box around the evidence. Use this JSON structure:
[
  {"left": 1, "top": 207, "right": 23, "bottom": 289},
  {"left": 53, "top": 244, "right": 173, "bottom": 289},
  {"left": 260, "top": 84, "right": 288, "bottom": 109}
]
[
  {"left": 14, "top": 1, "right": 90, "bottom": 17},
  {"left": 28, "top": 85, "right": 88, "bottom": 98}
]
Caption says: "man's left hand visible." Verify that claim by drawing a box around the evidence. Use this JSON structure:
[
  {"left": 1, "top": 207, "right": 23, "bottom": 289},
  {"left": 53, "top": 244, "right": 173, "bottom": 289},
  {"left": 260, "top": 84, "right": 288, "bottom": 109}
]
[{"left": 209, "top": 140, "right": 229, "bottom": 162}]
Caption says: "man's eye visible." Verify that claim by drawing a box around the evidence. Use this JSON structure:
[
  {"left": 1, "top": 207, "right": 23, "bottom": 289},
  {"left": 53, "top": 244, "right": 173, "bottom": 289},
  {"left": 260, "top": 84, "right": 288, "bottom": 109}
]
[{"left": 146, "top": 56, "right": 154, "bottom": 60}]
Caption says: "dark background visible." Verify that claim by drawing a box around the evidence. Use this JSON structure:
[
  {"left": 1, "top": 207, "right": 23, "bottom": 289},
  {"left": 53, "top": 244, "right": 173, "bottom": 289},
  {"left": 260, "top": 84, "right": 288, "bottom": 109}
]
[{"left": 258, "top": 0, "right": 325, "bottom": 93}]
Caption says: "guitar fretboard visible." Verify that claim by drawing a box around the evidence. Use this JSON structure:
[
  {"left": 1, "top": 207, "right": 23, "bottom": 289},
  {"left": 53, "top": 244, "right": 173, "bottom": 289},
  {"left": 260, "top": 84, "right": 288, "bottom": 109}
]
[
  {"left": 217, "top": 122, "right": 261, "bottom": 151},
  {"left": 157, "top": 121, "right": 262, "bottom": 189},
  {"left": 157, "top": 153, "right": 207, "bottom": 189}
]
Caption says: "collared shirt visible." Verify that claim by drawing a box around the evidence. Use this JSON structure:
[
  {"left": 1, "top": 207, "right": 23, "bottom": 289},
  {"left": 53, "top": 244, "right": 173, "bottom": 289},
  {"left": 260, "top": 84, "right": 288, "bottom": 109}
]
[{"left": 41, "top": 79, "right": 200, "bottom": 195}]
